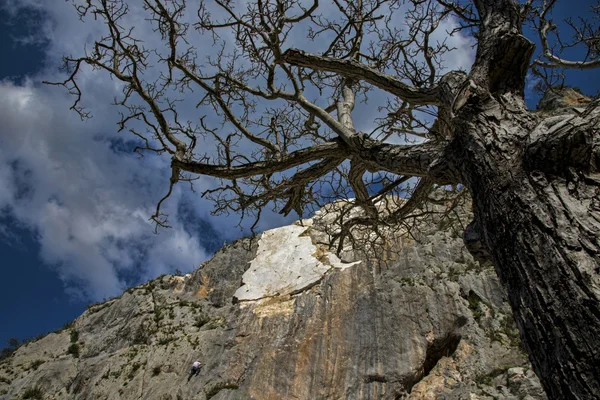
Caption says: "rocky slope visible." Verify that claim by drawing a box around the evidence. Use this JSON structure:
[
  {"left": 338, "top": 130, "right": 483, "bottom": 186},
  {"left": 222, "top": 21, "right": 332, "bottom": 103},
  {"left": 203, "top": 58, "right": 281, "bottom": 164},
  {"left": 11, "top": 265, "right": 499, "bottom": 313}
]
[{"left": 0, "top": 199, "right": 546, "bottom": 400}]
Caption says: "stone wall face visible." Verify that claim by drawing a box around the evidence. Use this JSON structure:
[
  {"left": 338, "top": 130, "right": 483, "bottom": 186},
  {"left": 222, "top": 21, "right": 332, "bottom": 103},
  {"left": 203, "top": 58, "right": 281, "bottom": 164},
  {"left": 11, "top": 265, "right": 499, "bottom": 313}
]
[{"left": 0, "top": 203, "right": 546, "bottom": 400}]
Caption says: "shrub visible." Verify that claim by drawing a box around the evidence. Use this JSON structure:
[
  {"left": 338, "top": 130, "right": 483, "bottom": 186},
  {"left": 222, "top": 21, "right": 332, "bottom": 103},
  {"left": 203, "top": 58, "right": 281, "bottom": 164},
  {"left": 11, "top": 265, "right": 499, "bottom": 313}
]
[
  {"left": 154, "top": 308, "right": 163, "bottom": 323},
  {"left": 152, "top": 365, "right": 161, "bottom": 376},
  {"left": 158, "top": 336, "right": 175, "bottom": 346},
  {"left": 132, "top": 324, "right": 150, "bottom": 345},
  {"left": 70, "top": 329, "right": 79, "bottom": 343},
  {"left": 7, "top": 338, "right": 19, "bottom": 349},
  {"left": 60, "top": 321, "right": 74, "bottom": 331},
  {"left": 127, "top": 362, "right": 142, "bottom": 380},
  {"left": 22, "top": 385, "right": 43, "bottom": 399},
  {"left": 194, "top": 315, "right": 211, "bottom": 328},
  {"left": 474, "top": 372, "right": 493, "bottom": 387},
  {"left": 30, "top": 360, "right": 45, "bottom": 371},
  {"left": 67, "top": 343, "right": 80, "bottom": 358},
  {"left": 126, "top": 351, "right": 137, "bottom": 362},
  {"left": 0, "top": 348, "right": 14, "bottom": 361},
  {"left": 0, "top": 338, "right": 20, "bottom": 361},
  {"left": 30, "top": 333, "right": 45, "bottom": 343},
  {"left": 466, "top": 291, "right": 485, "bottom": 322}
]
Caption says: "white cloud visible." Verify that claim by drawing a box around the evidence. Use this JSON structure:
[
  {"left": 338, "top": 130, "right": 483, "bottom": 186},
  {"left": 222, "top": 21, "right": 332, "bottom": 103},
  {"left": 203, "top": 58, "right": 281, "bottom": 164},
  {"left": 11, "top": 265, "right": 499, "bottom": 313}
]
[
  {"left": 433, "top": 16, "right": 477, "bottom": 73},
  {"left": 0, "top": 0, "right": 477, "bottom": 302},
  {"left": 0, "top": 79, "right": 215, "bottom": 301},
  {"left": 0, "top": 1, "right": 234, "bottom": 301}
]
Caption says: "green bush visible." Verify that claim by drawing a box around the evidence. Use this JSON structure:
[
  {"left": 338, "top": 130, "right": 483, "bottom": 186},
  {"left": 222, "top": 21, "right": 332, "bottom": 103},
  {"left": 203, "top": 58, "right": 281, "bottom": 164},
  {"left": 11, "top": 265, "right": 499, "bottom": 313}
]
[
  {"left": 194, "top": 315, "right": 211, "bottom": 328},
  {"left": 0, "top": 338, "right": 20, "bottom": 361},
  {"left": 70, "top": 329, "right": 79, "bottom": 343},
  {"left": 67, "top": 343, "right": 80, "bottom": 358},
  {"left": 30, "top": 360, "right": 45, "bottom": 371},
  {"left": 154, "top": 308, "right": 163, "bottom": 323},
  {"left": 474, "top": 372, "right": 493, "bottom": 387},
  {"left": 466, "top": 291, "right": 485, "bottom": 322},
  {"left": 60, "top": 321, "right": 74, "bottom": 331},
  {"left": 22, "top": 385, "right": 43, "bottom": 399},
  {"left": 127, "top": 362, "right": 142, "bottom": 380},
  {"left": 132, "top": 324, "right": 150, "bottom": 345},
  {"left": 158, "top": 336, "right": 175, "bottom": 346}
]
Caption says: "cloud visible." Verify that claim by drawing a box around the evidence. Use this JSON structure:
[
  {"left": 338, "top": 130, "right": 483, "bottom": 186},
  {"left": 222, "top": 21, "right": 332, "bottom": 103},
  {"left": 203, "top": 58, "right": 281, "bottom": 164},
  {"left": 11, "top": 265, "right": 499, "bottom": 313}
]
[
  {"left": 0, "top": 0, "right": 477, "bottom": 302},
  {"left": 434, "top": 16, "right": 477, "bottom": 73},
  {"left": 0, "top": 79, "right": 215, "bottom": 301},
  {"left": 0, "top": 1, "right": 291, "bottom": 302},
  {"left": 0, "top": 1, "right": 242, "bottom": 301}
]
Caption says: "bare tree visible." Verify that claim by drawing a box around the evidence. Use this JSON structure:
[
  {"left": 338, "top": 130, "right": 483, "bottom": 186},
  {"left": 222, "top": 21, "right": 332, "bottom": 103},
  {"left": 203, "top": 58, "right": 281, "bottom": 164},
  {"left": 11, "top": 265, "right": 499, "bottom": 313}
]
[{"left": 50, "top": 0, "right": 600, "bottom": 398}]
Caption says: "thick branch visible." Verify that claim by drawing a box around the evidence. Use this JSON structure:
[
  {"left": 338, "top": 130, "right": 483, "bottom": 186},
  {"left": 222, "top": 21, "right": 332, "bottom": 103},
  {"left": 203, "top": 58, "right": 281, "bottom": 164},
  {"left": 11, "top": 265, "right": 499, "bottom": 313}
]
[
  {"left": 387, "top": 176, "right": 435, "bottom": 223},
  {"left": 281, "top": 49, "right": 441, "bottom": 105},
  {"left": 349, "top": 160, "right": 378, "bottom": 219},
  {"left": 533, "top": 58, "right": 600, "bottom": 70},
  {"left": 172, "top": 139, "right": 346, "bottom": 179},
  {"left": 331, "top": 176, "right": 435, "bottom": 253},
  {"left": 358, "top": 138, "right": 457, "bottom": 184},
  {"left": 526, "top": 105, "right": 600, "bottom": 174},
  {"left": 469, "top": 0, "right": 535, "bottom": 94}
]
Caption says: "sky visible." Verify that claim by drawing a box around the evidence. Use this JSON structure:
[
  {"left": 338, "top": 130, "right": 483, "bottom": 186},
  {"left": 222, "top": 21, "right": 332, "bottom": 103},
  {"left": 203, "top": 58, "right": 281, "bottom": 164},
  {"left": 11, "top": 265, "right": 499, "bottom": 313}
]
[{"left": 0, "top": 0, "right": 598, "bottom": 348}]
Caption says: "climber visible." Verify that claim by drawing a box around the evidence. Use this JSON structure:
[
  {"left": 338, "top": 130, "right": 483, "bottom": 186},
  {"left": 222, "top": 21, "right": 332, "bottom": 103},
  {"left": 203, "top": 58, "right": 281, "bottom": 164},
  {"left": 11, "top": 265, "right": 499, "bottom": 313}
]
[{"left": 187, "top": 360, "right": 201, "bottom": 381}]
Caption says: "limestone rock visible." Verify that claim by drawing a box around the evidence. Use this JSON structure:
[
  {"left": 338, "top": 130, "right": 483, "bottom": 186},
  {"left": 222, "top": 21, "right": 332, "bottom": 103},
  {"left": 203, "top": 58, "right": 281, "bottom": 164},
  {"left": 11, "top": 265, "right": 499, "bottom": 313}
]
[
  {"left": 233, "top": 225, "right": 359, "bottom": 302},
  {"left": 0, "top": 202, "right": 546, "bottom": 400}
]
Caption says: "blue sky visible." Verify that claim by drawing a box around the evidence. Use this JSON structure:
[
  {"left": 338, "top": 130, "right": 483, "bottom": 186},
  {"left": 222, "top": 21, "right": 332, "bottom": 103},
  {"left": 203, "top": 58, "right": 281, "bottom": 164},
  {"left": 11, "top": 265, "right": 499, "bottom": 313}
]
[
  {"left": 0, "top": 5, "right": 86, "bottom": 345},
  {"left": 0, "top": 2, "right": 234, "bottom": 346},
  {"left": 0, "top": 0, "right": 598, "bottom": 349}
]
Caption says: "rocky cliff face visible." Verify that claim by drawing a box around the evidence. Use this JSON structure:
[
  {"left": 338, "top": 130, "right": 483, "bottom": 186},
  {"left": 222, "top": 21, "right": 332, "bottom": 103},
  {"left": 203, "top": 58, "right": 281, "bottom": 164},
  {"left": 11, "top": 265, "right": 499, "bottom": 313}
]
[{"left": 0, "top": 200, "right": 546, "bottom": 400}]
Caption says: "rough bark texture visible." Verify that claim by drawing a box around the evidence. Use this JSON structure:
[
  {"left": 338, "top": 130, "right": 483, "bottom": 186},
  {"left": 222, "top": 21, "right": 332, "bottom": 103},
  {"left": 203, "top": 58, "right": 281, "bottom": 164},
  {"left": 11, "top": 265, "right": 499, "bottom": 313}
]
[
  {"left": 436, "top": 2, "right": 600, "bottom": 397},
  {"left": 0, "top": 203, "right": 546, "bottom": 400},
  {"left": 453, "top": 91, "right": 600, "bottom": 399}
]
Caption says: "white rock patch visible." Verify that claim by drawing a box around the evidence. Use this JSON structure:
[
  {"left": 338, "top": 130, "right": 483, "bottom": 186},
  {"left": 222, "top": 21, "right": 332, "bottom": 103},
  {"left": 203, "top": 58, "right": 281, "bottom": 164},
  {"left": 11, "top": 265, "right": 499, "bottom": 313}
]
[{"left": 234, "top": 225, "right": 360, "bottom": 301}]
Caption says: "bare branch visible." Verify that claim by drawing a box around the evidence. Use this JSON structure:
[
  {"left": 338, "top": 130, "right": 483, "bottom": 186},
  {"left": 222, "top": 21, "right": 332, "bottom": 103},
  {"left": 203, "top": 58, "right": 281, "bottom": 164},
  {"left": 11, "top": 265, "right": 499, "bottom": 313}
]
[
  {"left": 281, "top": 49, "right": 442, "bottom": 105},
  {"left": 359, "top": 138, "right": 455, "bottom": 182},
  {"left": 173, "top": 139, "right": 346, "bottom": 179},
  {"left": 533, "top": 0, "right": 600, "bottom": 70}
]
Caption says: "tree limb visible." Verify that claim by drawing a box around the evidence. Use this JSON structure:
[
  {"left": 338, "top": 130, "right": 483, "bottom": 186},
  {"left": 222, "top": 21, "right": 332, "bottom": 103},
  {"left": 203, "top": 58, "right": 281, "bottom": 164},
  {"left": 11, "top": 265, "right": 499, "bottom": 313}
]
[
  {"left": 172, "top": 139, "right": 346, "bottom": 179},
  {"left": 281, "top": 49, "right": 442, "bottom": 105},
  {"left": 358, "top": 138, "right": 457, "bottom": 183}
]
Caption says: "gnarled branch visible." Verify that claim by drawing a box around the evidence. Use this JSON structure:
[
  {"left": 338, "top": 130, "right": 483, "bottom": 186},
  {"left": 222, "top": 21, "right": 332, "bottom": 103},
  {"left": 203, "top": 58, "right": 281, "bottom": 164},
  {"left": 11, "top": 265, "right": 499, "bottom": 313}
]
[{"left": 281, "top": 49, "right": 442, "bottom": 105}]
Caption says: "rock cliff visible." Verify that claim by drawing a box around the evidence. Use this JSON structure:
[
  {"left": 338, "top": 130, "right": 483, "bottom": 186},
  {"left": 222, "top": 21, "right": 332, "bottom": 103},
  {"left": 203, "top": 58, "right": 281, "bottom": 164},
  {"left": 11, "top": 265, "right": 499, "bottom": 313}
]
[{"left": 0, "top": 199, "right": 546, "bottom": 400}]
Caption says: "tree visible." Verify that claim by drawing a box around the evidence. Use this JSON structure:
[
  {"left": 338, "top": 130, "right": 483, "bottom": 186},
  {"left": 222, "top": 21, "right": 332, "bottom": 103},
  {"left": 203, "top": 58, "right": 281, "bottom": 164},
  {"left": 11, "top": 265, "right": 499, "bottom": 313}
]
[{"left": 51, "top": 0, "right": 600, "bottom": 398}]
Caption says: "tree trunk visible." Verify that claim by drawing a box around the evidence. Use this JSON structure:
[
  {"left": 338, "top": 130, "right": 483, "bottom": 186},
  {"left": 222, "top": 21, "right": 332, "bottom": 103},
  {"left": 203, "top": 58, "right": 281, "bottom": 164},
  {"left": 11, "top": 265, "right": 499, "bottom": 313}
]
[{"left": 454, "top": 94, "right": 600, "bottom": 399}]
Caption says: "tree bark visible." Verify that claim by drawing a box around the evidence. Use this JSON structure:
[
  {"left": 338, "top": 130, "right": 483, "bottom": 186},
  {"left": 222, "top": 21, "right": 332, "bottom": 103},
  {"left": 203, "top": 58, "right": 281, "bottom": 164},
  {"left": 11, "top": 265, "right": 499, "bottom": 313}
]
[
  {"left": 453, "top": 95, "right": 600, "bottom": 399},
  {"left": 447, "top": 3, "right": 600, "bottom": 397}
]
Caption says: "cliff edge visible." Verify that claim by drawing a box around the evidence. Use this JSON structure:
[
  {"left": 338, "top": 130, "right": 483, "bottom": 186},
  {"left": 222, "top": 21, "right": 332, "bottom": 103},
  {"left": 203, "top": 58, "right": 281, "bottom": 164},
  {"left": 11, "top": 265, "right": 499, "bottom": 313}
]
[{"left": 0, "top": 199, "right": 546, "bottom": 399}]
